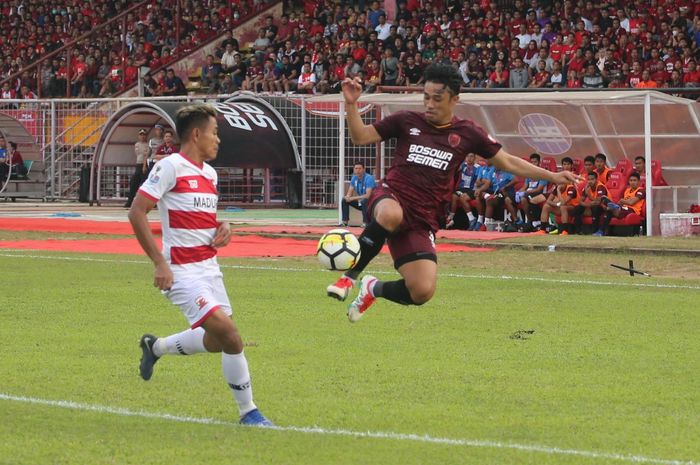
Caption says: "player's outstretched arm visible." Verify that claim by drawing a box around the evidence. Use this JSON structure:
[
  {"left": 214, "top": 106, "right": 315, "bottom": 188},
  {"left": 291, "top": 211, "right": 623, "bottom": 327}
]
[
  {"left": 128, "top": 194, "right": 173, "bottom": 290},
  {"left": 341, "top": 77, "right": 382, "bottom": 145},
  {"left": 491, "top": 149, "right": 581, "bottom": 185}
]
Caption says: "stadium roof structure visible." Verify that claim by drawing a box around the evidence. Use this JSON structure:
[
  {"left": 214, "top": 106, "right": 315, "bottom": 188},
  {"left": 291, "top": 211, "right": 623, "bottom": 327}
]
[
  {"left": 311, "top": 90, "right": 700, "bottom": 235},
  {"left": 92, "top": 96, "right": 300, "bottom": 204}
]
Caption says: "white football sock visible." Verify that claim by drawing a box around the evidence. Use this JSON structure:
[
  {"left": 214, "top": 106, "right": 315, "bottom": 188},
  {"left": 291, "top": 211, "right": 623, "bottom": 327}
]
[
  {"left": 154, "top": 327, "right": 207, "bottom": 357},
  {"left": 467, "top": 212, "right": 475, "bottom": 221},
  {"left": 478, "top": 215, "right": 484, "bottom": 223},
  {"left": 222, "top": 352, "right": 257, "bottom": 416}
]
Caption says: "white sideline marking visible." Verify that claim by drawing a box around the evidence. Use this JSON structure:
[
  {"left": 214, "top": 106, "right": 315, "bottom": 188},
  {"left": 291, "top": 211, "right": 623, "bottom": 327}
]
[
  {"left": 1, "top": 251, "right": 699, "bottom": 291},
  {"left": 0, "top": 393, "right": 696, "bottom": 465}
]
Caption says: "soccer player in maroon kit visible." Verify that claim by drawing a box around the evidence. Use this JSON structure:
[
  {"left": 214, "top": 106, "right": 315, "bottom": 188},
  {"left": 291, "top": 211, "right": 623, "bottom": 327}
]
[{"left": 327, "top": 64, "right": 581, "bottom": 322}]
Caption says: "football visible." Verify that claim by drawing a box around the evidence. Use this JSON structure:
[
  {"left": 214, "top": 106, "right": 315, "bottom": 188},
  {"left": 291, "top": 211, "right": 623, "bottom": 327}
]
[{"left": 316, "top": 229, "right": 361, "bottom": 271}]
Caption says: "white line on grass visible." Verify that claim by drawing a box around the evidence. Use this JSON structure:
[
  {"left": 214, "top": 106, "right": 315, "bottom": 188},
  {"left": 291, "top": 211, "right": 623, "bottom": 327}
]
[
  {"left": 1, "top": 251, "right": 699, "bottom": 291},
  {"left": 0, "top": 393, "right": 696, "bottom": 465}
]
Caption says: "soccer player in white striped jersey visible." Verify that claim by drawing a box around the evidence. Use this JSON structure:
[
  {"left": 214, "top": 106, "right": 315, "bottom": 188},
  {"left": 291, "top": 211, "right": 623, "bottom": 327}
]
[{"left": 128, "top": 104, "right": 272, "bottom": 427}]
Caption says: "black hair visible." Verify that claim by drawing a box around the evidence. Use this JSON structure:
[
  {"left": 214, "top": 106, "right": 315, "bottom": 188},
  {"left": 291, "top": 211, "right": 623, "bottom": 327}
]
[
  {"left": 629, "top": 172, "right": 641, "bottom": 180},
  {"left": 588, "top": 171, "right": 598, "bottom": 178},
  {"left": 634, "top": 156, "right": 645, "bottom": 163},
  {"left": 529, "top": 153, "right": 541, "bottom": 162},
  {"left": 354, "top": 161, "right": 365, "bottom": 168},
  {"left": 423, "top": 63, "right": 462, "bottom": 96},
  {"left": 562, "top": 157, "right": 573, "bottom": 165},
  {"left": 9, "top": 141, "right": 17, "bottom": 149},
  {"left": 175, "top": 104, "right": 216, "bottom": 142},
  {"left": 584, "top": 155, "right": 595, "bottom": 163},
  {"left": 595, "top": 152, "right": 607, "bottom": 161}
]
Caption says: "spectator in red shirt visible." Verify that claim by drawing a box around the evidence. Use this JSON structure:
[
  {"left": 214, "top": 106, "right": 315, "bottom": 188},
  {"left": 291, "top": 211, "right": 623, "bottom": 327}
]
[
  {"left": 351, "top": 40, "right": 368, "bottom": 65},
  {"left": 683, "top": 60, "right": 700, "bottom": 87},
  {"left": 70, "top": 53, "right": 88, "bottom": 96},
  {"left": 276, "top": 14, "right": 294, "bottom": 46},
  {"left": 550, "top": 34, "right": 565, "bottom": 62},
  {"left": 567, "top": 69, "right": 583, "bottom": 88},
  {"left": 0, "top": 81, "right": 16, "bottom": 100},
  {"left": 242, "top": 56, "right": 264, "bottom": 92},
  {"left": 124, "top": 57, "right": 138, "bottom": 87},
  {"left": 485, "top": 60, "right": 508, "bottom": 88},
  {"left": 627, "top": 61, "right": 643, "bottom": 87},
  {"left": 154, "top": 129, "right": 178, "bottom": 162},
  {"left": 529, "top": 59, "right": 550, "bottom": 87}
]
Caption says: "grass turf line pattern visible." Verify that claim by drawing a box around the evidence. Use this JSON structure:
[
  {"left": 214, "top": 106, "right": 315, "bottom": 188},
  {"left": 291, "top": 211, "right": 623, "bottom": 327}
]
[
  {"left": 0, "top": 251, "right": 698, "bottom": 291},
  {"left": 0, "top": 393, "right": 697, "bottom": 465}
]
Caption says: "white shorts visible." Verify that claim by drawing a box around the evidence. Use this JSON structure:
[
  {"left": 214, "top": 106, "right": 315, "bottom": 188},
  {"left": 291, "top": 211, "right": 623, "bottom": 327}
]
[{"left": 163, "top": 275, "right": 232, "bottom": 328}]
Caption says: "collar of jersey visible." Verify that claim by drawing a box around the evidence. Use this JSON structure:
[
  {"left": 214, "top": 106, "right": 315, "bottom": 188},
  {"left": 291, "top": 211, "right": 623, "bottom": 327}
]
[
  {"left": 178, "top": 152, "right": 204, "bottom": 169},
  {"left": 426, "top": 114, "right": 456, "bottom": 129}
]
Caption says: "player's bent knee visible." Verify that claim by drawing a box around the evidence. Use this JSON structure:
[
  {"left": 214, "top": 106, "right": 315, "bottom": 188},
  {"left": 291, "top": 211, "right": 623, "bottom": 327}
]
[
  {"left": 408, "top": 284, "right": 435, "bottom": 305},
  {"left": 202, "top": 311, "right": 243, "bottom": 353},
  {"left": 375, "top": 205, "right": 403, "bottom": 229}
]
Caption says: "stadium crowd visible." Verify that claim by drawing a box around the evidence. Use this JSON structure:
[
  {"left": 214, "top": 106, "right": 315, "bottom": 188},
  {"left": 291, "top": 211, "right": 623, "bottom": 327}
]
[
  {"left": 1, "top": 0, "right": 700, "bottom": 99},
  {"left": 0, "top": 0, "right": 262, "bottom": 98},
  {"left": 190, "top": 0, "right": 700, "bottom": 95}
]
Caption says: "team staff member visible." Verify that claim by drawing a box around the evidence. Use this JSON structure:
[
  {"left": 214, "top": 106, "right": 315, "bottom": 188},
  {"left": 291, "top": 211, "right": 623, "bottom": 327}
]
[
  {"left": 445, "top": 153, "right": 480, "bottom": 229},
  {"left": 154, "top": 129, "right": 178, "bottom": 163},
  {"left": 595, "top": 172, "right": 645, "bottom": 236},
  {"left": 124, "top": 129, "right": 151, "bottom": 208},
  {"left": 535, "top": 157, "right": 579, "bottom": 235},
  {"left": 341, "top": 161, "right": 376, "bottom": 226},
  {"left": 572, "top": 171, "right": 608, "bottom": 234}
]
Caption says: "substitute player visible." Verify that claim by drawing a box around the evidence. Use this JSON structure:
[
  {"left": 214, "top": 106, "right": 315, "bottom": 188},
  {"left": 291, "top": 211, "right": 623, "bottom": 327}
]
[
  {"left": 327, "top": 64, "right": 581, "bottom": 322},
  {"left": 128, "top": 104, "right": 272, "bottom": 426}
]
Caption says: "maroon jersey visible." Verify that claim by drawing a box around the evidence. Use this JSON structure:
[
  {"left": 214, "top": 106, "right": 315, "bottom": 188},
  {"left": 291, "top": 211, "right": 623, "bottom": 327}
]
[{"left": 373, "top": 111, "right": 502, "bottom": 230}]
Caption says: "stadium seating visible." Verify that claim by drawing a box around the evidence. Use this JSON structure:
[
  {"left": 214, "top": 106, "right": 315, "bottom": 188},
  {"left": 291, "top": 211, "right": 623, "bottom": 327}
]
[
  {"left": 605, "top": 172, "right": 626, "bottom": 201},
  {"left": 614, "top": 159, "right": 633, "bottom": 177},
  {"left": 651, "top": 160, "right": 669, "bottom": 186},
  {"left": 540, "top": 157, "right": 558, "bottom": 173}
]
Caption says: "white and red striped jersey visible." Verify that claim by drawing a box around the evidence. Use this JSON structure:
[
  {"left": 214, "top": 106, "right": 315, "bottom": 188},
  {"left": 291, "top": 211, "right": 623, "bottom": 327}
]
[{"left": 138, "top": 153, "right": 222, "bottom": 278}]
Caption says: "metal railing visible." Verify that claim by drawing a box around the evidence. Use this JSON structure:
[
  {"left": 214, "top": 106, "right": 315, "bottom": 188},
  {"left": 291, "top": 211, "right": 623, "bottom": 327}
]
[{"left": 2, "top": 93, "right": 698, "bottom": 219}]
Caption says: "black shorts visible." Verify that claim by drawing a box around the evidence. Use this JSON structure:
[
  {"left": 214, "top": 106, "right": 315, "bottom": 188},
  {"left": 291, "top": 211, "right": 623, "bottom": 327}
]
[
  {"left": 487, "top": 192, "right": 515, "bottom": 206},
  {"left": 455, "top": 188, "right": 475, "bottom": 199}
]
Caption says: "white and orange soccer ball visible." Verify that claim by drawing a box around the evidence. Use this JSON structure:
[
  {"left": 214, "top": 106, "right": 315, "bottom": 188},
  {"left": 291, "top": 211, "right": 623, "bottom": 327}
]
[{"left": 316, "top": 229, "right": 361, "bottom": 271}]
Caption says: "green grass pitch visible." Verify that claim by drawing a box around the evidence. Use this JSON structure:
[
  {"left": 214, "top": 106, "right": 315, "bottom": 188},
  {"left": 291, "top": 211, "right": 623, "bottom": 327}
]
[{"left": 0, "top": 248, "right": 698, "bottom": 465}]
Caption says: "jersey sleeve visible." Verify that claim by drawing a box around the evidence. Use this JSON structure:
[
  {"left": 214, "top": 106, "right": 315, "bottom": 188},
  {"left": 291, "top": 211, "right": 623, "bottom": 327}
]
[
  {"left": 468, "top": 122, "right": 502, "bottom": 159},
  {"left": 366, "top": 175, "right": 377, "bottom": 188},
  {"left": 372, "top": 111, "right": 406, "bottom": 140},
  {"left": 138, "top": 159, "right": 176, "bottom": 202}
]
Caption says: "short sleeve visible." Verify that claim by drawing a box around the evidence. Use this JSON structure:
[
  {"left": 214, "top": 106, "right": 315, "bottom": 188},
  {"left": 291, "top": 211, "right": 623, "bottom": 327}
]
[
  {"left": 372, "top": 111, "right": 406, "bottom": 140},
  {"left": 468, "top": 122, "right": 502, "bottom": 159},
  {"left": 566, "top": 185, "right": 577, "bottom": 198},
  {"left": 366, "top": 175, "right": 376, "bottom": 188},
  {"left": 138, "top": 159, "right": 176, "bottom": 202},
  {"left": 636, "top": 189, "right": 645, "bottom": 200}
]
